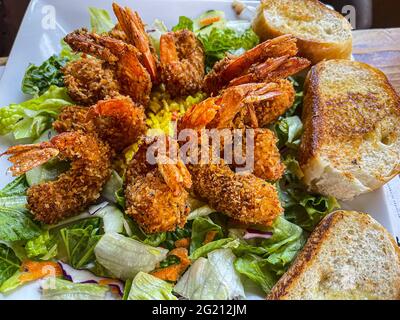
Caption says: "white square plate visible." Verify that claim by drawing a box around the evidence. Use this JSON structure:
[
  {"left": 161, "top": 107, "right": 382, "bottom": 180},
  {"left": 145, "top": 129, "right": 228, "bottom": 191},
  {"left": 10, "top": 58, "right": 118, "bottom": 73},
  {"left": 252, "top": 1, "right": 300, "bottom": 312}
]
[{"left": 0, "top": 0, "right": 399, "bottom": 300}]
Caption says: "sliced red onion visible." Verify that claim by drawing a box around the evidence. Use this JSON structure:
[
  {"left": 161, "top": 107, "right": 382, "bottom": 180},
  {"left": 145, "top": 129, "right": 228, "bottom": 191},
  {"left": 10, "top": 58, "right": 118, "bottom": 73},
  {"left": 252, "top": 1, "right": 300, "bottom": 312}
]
[
  {"left": 88, "top": 201, "right": 109, "bottom": 215},
  {"left": 243, "top": 229, "right": 273, "bottom": 240},
  {"left": 58, "top": 261, "right": 124, "bottom": 296}
]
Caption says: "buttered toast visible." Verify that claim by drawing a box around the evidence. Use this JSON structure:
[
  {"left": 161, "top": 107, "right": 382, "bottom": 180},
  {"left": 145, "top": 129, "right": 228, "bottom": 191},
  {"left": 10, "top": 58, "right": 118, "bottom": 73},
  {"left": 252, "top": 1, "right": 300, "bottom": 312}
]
[{"left": 298, "top": 59, "right": 400, "bottom": 201}]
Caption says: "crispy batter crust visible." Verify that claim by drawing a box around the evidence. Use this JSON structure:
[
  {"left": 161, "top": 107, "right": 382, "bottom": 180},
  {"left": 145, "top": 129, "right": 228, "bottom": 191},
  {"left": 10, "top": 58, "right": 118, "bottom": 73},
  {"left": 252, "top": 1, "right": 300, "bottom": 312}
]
[{"left": 27, "top": 132, "right": 112, "bottom": 224}]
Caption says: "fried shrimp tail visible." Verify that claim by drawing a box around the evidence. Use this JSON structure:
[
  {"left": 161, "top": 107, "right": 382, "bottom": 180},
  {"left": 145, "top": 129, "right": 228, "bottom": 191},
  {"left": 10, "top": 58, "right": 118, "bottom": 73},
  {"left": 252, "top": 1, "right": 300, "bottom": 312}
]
[
  {"left": 64, "top": 29, "right": 151, "bottom": 105},
  {"left": 2, "top": 132, "right": 112, "bottom": 224},
  {"left": 125, "top": 136, "right": 192, "bottom": 234},
  {"left": 189, "top": 159, "right": 283, "bottom": 227},
  {"left": 203, "top": 34, "right": 310, "bottom": 95},
  {"left": 160, "top": 30, "right": 205, "bottom": 97},
  {"left": 54, "top": 97, "right": 147, "bottom": 153},
  {"left": 112, "top": 3, "right": 159, "bottom": 83}
]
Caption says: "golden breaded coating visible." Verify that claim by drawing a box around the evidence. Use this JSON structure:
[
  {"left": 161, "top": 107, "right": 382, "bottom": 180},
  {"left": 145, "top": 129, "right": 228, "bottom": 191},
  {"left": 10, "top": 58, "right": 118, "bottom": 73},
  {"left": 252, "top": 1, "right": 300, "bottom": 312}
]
[
  {"left": 54, "top": 97, "right": 147, "bottom": 154},
  {"left": 63, "top": 57, "right": 120, "bottom": 106},
  {"left": 3, "top": 132, "right": 112, "bottom": 224},
  {"left": 253, "top": 129, "right": 285, "bottom": 181},
  {"left": 252, "top": 79, "right": 296, "bottom": 127},
  {"left": 160, "top": 30, "right": 205, "bottom": 97},
  {"left": 189, "top": 159, "right": 283, "bottom": 227},
  {"left": 125, "top": 136, "right": 192, "bottom": 234}
]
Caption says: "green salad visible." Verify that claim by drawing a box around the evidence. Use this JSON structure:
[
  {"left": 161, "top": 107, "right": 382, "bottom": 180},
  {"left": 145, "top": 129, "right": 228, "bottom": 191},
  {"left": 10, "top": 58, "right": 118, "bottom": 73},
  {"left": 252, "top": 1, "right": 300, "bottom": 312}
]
[{"left": 0, "top": 6, "right": 339, "bottom": 300}]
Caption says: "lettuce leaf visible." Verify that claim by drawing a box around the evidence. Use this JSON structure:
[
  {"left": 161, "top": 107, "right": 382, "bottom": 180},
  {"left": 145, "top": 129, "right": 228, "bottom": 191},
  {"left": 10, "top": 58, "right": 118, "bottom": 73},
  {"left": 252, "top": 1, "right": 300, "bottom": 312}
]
[
  {"left": 0, "top": 175, "right": 29, "bottom": 209},
  {"left": 0, "top": 207, "right": 40, "bottom": 242},
  {"left": 21, "top": 55, "right": 69, "bottom": 96},
  {"left": 234, "top": 254, "right": 277, "bottom": 293},
  {"left": 94, "top": 233, "right": 168, "bottom": 280},
  {"left": 41, "top": 278, "right": 109, "bottom": 300},
  {"left": 172, "top": 16, "right": 194, "bottom": 32},
  {"left": 25, "top": 231, "right": 58, "bottom": 260},
  {"left": 0, "top": 244, "right": 21, "bottom": 287},
  {"left": 274, "top": 116, "right": 303, "bottom": 150},
  {"left": 198, "top": 27, "right": 259, "bottom": 69},
  {"left": 0, "top": 86, "right": 73, "bottom": 140},
  {"left": 89, "top": 7, "right": 114, "bottom": 34},
  {"left": 190, "top": 238, "right": 233, "bottom": 260},
  {"left": 174, "top": 249, "right": 245, "bottom": 300},
  {"left": 190, "top": 217, "right": 224, "bottom": 254},
  {"left": 127, "top": 272, "right": 177, "bottom": 300},
  {"left": 59, "top": 218, "right": 102, "bottom": 269},
  {"left": 101, "top": 170, "right": 123, "bottom": 204},
  {"left": 278, "top": 157, "right": 340, "bottom": 231}
]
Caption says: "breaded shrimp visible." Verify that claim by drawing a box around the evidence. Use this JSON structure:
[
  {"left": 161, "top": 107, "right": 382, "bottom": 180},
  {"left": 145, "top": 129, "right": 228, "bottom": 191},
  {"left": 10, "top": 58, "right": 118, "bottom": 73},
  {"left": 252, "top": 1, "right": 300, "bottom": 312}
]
[
  {"left": 2, "top": 132, "right": 112, "bottom": 224},
  {"left": 178, "top": 83, "right": 286, "bottom": 181},
  {"left": 64, "top": 29, "right": 152, "bottom": 106},
  {"left": 189, "top": 159, "right": 283, "bottom": 227},
  {"left": 54, "top": 97, "right": 147, "bottom": 153},
  {"left": 203, "top": 35, "right": 310, "bottom": 95},
  {"left": 125, "top": 136, "right": 192, "bottom": 234},
  {"left": 112, "top": 3, "right": 159, "bottom": 83},
  {"left": 160, "top": 30, "right": 205, "bottom": 97},
  {"left": 63, "top": 57, "right": 120, "bottom": 106}
]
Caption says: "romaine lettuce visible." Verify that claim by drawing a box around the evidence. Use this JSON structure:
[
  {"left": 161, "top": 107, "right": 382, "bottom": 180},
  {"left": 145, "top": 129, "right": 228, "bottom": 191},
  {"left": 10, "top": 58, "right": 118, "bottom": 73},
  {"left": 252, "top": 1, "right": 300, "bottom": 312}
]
[
  {"left": 0, "top": 175, "right": 29, "bottom": 209},
  {"left": 41, "top": 278, "right": 109, "bottom": 300},
  {"left": 127, "top": 272, "right": 177, "bottom": 300},
  {"left": 0, "top": 244, "right": 21, "bottom": 287},
  {"left": 172, "top": 16, "right": 194, "bottom": 32},
  {"left": 21, "top": 55, "right": 70, "bottom": 97},
  {"left": 0, "top": 207, "right": 40, "bottom": 242},
  {"left": 94, "top": 233, "right": 168, "bottom": 280},
  {"left": 25, "top": 231, "right": 58, "bottom": 260},
  {"left": 89, "top": 7, "right": 114, "bottom": 34},
  {"left": 190, "top": 217, "right": 224, "bottom": 254},
  {"left": 174, "top": 248, "right": 245, "bottom": 300},
  {"left": 0, "top": 86, "right": 73, "bottom": 140},
  {"left": 190, "top": 238, "right": 233, "bottom": 260}
]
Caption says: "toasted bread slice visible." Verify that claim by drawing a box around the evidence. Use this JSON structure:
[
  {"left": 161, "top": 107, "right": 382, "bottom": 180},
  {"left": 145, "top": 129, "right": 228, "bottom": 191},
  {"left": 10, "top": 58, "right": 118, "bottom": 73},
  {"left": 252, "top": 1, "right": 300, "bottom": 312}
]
[
  {"left": 298, "top": 60, "right": 400, "bottom": 201},
  {"left": 252, "top": 0, "right": 353, "bottom": 64},
  {"left": 267, "top": 210, "right": 400, "bottom": 300}
]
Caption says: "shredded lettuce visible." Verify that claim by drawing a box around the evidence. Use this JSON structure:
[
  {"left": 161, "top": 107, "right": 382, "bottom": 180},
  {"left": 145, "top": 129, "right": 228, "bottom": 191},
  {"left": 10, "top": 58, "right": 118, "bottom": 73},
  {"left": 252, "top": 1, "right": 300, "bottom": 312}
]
[
  {"left": 89, "top": 7, "right": 114, "bottom": 34},
  {"left": 172, "top": 16, "right": 194, "bottom": 32},
  {"left": 175, "top": 249, "right": 245, "bottom": 300},
  {"left": 0, "top": 244, "right": 21, "bottom": 287},
  {"left": 94, "top": 233, "right": 168, "bottom": 280},
  {"left": 0, "top": 86, "right": 73, "bottom": 140},
  {"left": 127, "top": 272, "right": 177, "bottom": 300},
  {"left": 41, "top": 278, "right": 109, "bottom": 300},
  {"left": 59, "top": 218, "right": 102, "bottom": 269},
  {"left": 234, "top": 254, "right": 277, "bottom": 293},
  {"left": 190, "top": 217, "right": 224, "bottom": 254},
  {"left": 278, "top": 157, "right": 340, "bottom": 231},
  {"left": 21, "top": 55, "right": 69, "bottom": 97},
  {"left": 25, "top": 231, "right": 58, "bottom": 260},
  {"left": 190, "top": 238, "right": 233, "bottom": 260},
  {"left": 101, "top": 170, "right": 123, "bottom": 204}
]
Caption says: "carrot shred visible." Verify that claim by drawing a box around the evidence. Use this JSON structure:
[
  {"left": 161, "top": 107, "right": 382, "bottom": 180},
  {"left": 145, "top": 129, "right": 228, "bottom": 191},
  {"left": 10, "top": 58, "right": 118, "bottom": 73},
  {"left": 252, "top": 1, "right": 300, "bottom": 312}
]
[
  {"left": 19, "top": 260, "right": 62, "bottom": 283},
  {"left": 151, "top": 248, "right": 191, "bottom": 282},
  {"left": 199, "top": 16, "right": 221, "bottom": 28},
  {"left": 203, "top": 230, "right": 218, "bottom": 245},
  {"left": 174, "top": 237, "right": 190, "bottom": 248}
]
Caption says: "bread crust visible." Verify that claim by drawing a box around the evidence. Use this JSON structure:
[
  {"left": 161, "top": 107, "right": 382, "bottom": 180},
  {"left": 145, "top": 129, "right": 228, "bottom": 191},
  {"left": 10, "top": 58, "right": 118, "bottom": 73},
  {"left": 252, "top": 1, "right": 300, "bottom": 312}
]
[
  {"left": 267, "top": 211, "right": 400, "bottom": 300},
  {"left": 299, "top": 59, "right": 400, "bottom": 200},
  {"left": 252, "top": 0, "right": 353, "bottom": 64}
]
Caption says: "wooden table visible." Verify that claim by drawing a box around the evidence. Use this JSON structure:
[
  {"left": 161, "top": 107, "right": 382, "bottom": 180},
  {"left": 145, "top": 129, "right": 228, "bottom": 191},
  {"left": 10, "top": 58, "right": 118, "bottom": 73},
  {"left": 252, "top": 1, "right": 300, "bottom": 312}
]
[
  {"left": 1, "top": 28, "right": 400, "bottom": 91},
  {"left": 353, "top": 28, "right": 400, "bottom": 93}
]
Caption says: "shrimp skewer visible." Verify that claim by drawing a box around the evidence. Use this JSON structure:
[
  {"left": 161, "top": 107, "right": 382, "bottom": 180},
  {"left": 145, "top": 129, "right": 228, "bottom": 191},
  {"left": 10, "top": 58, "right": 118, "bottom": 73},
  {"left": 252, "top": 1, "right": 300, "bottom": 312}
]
[
  {"left": 112, "top": 3, "right": 159, "bottom": 83},
  {"left": 125, "top": 136, "right": 192, "bottom": 234},
  {"left": 160, "top": 30, "right": 205, "bottom": 97},
  {"left": 2, "top": 132, "right": 112, "bottom": 224},
  {"left": 203, "top": 35, "right": 310, "bottom": 95},
  {"left": 64, "top": 29, "right": 152, "bottom": 106}
]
